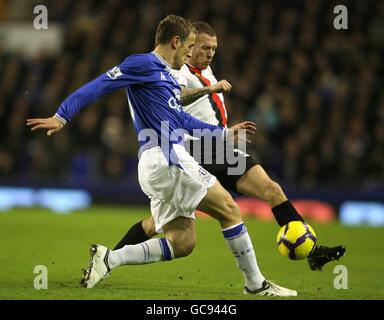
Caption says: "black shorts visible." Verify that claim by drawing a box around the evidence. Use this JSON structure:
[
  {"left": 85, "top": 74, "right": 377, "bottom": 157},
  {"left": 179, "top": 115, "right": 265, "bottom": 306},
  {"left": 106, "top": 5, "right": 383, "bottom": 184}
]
[{"left": 185, "top": 137, "right": 259, "bottom": 194}]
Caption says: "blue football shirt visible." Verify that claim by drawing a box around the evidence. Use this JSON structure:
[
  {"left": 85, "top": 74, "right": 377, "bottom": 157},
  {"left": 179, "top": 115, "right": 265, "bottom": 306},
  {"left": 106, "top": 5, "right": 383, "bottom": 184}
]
[{"left": 55, "top": 52, "right": 225, "bottom": 164}]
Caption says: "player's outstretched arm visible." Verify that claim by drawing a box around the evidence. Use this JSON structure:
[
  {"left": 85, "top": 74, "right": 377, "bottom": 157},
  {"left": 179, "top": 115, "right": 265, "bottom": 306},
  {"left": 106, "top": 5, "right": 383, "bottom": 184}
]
[
  {"left": 26, "top": 71, "right": 129, "bottom": 136},
  {"left": 27, "top": 55, "right": 148, "bottom": 130},
  {"left": 27, "top": 116, "right": 64, "bottom": 136},
  {"left": 180, "top": 79, "right": 232, "bottom": 106}
]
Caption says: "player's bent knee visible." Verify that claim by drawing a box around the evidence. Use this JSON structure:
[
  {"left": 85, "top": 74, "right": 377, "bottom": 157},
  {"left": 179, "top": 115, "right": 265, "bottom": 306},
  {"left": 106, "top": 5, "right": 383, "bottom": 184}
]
[
  {"left": 169, "top": 238, "right": 196, "bottom": 258},
  {"left": 264, "top": 181, "right": 284, "bottom": 200}
]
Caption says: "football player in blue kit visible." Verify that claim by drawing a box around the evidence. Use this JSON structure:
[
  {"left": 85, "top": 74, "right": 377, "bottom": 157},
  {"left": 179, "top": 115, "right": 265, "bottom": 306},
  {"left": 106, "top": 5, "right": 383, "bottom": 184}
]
[{"left": 28, "top": 15, "right": 298, "bottom": 296}]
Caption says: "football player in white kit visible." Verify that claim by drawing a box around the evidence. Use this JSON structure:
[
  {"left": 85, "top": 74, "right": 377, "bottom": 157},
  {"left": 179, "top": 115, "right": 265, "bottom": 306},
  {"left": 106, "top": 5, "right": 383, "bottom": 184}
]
[{"left": 115, "top": 21, "right": 346, "bottom": 274}]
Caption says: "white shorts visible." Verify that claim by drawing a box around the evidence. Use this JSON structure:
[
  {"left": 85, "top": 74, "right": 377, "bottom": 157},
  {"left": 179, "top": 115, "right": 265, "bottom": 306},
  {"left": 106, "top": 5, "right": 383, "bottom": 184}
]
[{"left": 138, "top": 145, "right": 216, "bottom": 233}]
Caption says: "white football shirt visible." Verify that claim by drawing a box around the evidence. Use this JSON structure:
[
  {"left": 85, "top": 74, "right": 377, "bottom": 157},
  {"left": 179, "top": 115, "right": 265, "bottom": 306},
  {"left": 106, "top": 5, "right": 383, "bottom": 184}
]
[{"left": 172, "top": 64, "right": 228, "bottom": 127}]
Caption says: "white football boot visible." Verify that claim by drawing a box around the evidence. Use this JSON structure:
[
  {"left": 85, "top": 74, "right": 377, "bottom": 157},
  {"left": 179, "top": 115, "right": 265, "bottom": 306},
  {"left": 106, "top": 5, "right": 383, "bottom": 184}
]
[
  {"left": 80, "top": 244, "right": 111, "bottom": 288},
  {"left": 244, "top": 280, "right": 298, "bottom": 297}
]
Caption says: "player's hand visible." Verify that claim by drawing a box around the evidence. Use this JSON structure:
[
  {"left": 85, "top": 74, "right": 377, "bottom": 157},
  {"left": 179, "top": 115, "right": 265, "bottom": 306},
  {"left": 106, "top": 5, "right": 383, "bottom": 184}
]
[
  {"left": 228, "top": 121, "right": 257, "bottom": 144},
  {"left": 27, "top": 117, "right": 64, "bottom": 136},
  {"left": 209, "top": 80, "right": 232, "bottom": 94}
]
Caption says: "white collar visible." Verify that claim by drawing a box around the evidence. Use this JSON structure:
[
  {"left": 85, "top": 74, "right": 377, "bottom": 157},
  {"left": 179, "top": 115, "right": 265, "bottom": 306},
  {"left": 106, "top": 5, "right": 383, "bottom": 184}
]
[{"left": 151, "top": 51, "right": 172, "bottom": 72}]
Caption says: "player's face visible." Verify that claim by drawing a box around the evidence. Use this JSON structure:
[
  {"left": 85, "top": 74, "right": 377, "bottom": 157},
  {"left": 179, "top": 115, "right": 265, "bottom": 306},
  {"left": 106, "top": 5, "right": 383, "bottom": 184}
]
[
  {"left": 174, "top": 32, "right": 196, "bottom": 70},
  {"left": 191, "top": 33, "right": 217, "bottom": 70}
]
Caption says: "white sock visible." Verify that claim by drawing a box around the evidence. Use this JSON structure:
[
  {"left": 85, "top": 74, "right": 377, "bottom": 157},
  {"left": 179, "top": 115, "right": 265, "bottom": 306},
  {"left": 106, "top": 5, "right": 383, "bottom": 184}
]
[
  {"left": 108, "top": 238, "right": 174, "bottom": 269},
  {"left": 223, "top": 222, "right": 265, "bottom": 290}
]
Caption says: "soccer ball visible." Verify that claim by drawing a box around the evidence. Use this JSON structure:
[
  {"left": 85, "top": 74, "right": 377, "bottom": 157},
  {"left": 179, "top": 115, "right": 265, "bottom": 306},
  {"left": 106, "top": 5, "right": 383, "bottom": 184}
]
[{"left": 276, "top": 221, "right": 317, "bottom": 260}]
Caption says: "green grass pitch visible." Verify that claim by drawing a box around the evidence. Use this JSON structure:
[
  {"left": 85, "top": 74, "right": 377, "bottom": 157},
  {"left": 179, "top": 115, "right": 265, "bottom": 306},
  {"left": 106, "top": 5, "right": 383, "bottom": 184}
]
[{"left": 1, "top": 206, "right": 383, "bottom": 300}]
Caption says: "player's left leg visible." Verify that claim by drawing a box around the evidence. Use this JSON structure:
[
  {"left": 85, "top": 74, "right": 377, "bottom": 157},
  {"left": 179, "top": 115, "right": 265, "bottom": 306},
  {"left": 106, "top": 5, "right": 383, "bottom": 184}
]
[{"left": 81, "top": 216, "right": 196, "bottom": 288}]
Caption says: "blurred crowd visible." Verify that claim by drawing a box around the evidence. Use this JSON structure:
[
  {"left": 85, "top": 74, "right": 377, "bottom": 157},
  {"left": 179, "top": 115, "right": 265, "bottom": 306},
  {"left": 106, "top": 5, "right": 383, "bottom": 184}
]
[{"left": 0, "top": 0, "right": 383, "bottom": 188}]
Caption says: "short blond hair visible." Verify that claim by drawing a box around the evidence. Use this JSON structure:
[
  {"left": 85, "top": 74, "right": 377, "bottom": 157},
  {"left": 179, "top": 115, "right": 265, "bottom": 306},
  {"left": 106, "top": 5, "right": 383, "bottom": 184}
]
[{"left": 192, "top": 21, "right": 216, "bottom": 37}]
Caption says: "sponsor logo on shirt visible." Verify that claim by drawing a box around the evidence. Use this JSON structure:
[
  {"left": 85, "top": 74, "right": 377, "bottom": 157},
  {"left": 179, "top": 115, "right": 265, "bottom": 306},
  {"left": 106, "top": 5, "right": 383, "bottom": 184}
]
[{"left": 168, "top": 97, "right": 182, "bottom": 111}]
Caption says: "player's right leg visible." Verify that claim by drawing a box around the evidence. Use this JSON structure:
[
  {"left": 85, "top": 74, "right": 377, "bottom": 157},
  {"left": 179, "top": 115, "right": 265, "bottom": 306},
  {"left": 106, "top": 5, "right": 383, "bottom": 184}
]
[
  {"left": 197, "top": 180, "right": 297, "bottom": 296},
  {"left": 236, "top": 164, "right": 346, "bottom": 270},
  {"left": 236, "top": 164, "right": 303, "bottom": 226}
]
